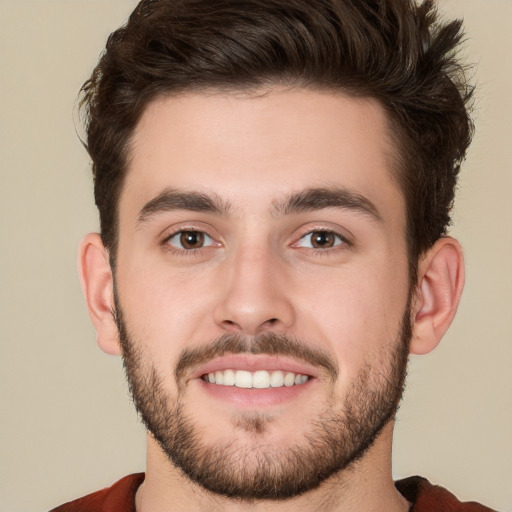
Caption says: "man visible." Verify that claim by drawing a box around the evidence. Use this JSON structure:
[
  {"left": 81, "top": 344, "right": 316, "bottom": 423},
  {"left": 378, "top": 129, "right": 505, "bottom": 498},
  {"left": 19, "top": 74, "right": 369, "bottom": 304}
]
[{"left": 51, "top": 0, "right": 495, "bottom": 510}]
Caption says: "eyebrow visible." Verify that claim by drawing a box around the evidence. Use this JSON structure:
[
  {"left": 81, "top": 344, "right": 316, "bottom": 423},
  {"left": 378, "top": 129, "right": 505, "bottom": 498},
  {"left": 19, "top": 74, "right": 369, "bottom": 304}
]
[
  {"left": 137, "top": 186, "right": 382, "bottom": 225},
  {"left": 273, "top": 187, "right": 382, "bottom": 222},
  {"left": 137, "top": 188, "right": 232, "bottom": 225}
]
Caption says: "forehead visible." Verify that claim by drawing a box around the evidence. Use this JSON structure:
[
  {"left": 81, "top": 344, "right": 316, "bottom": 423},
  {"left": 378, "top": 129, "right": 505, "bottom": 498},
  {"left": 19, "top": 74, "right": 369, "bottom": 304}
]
[{"left": 122, "top": 88, "right": 404, "bottom": 224}]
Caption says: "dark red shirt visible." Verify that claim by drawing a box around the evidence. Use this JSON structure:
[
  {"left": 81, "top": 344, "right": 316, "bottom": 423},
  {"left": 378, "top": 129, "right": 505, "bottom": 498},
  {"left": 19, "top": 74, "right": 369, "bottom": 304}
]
[
  {"left": 395, "top": 477, "right": 497, "bottom": 511},
  {"left": 50, "top": 474, "right": 496, "bottom": 511}
]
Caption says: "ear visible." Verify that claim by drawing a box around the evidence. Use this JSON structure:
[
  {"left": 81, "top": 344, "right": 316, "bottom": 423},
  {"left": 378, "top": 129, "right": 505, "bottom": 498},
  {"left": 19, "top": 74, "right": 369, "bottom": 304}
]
[
  {"left": 410, "top": 237, "right": 465, "bottom": 355},
  {"left": 78, "top": 233, "right": 121, "bottom": 356}
]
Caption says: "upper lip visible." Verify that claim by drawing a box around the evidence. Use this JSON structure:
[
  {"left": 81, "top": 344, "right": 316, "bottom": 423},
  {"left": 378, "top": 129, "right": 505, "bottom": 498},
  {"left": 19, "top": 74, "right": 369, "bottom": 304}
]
[{"left": 189, "top": 354, "right": 320, "bottom": 381}]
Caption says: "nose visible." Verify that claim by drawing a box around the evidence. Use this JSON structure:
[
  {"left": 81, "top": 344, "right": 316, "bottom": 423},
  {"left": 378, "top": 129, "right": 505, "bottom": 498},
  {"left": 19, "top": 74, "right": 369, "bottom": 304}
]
[{"left": 213, "top": 245, "right": 295, "bottom": 336}]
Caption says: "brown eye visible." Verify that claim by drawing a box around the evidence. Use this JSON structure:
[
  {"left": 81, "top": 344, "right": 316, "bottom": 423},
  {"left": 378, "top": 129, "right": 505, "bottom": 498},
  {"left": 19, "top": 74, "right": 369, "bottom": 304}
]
[
  {"left": 293, "top": 230, "right": 345, "bottom": 249},
  {"left": 167, "top": 230, "right": 215, "bottom": 250},
  {"left": 310, "top": 231, "right": 336, "bottom": 248},
  {"left": 180, "top": 231, "right": 204, "bottom": 249}
]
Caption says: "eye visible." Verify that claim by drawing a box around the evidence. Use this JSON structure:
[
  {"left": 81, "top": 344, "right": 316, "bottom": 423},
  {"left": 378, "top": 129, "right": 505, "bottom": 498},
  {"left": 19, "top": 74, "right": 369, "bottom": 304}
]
[
  {"left": 294, "top": 230, "right": 345, "bottom": 249},
  {"left": 166, "top": 230, "right": 217, "bottom": 250}
]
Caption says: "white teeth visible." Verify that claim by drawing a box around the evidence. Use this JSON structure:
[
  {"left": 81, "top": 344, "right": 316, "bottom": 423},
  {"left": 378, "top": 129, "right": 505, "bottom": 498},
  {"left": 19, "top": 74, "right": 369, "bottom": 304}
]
[
  {"left": 295, "top": 374, "right": 308, "bottom": 385},
  {"left": 204, "top": 369, "right": 309, "bottom": 389},
  {"left": 270, "top": 370, "right": 284, "bottom": 387},
  {"left": 252, "top": 370, "right": 271, "bottom": 388},
  {"left": 283, "top": 372, "right": 295, "bottom": 387},
  {"left": 235, "top": 370, "right": 252, "bottom": 388},
  {"left": 223, "top": 369, "right": 236, "bottom": 386}
]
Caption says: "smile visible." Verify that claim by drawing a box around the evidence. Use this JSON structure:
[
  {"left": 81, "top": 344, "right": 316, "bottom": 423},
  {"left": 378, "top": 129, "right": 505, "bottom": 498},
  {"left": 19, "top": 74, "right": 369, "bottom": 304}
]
[{"left": 201, "top": 369, "right": 310, "bottom": 389}]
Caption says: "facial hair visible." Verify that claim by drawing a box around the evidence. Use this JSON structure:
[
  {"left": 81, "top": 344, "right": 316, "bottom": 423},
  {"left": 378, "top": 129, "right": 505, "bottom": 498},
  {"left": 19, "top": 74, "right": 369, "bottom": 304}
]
[{"left": 115, "top": 296, "right": 411, "bottom": 501}]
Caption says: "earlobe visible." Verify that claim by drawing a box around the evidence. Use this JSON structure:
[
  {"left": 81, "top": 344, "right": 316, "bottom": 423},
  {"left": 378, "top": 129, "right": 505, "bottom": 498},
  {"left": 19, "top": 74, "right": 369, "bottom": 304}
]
[
  {"left": 78, "top": 233, "right": 121, "bottom": 356},
  {"left": 410, "top": 237, "right": 465, "bottom": 355}
]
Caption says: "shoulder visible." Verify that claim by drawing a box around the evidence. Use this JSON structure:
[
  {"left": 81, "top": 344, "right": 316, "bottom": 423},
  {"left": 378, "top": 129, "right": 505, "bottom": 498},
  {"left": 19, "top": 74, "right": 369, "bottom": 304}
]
[
  {"left": 395, "top": 476, "right": 497, "bottom": 512},
  {"left": 49, "top": 473, "right": 145, "bottom": 512}
]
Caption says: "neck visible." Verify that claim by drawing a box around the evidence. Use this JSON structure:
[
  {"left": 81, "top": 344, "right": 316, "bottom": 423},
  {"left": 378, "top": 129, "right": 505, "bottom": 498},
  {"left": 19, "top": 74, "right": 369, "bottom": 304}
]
[{"left": 135, "top": 423, "right": 410, "bottom": 512}]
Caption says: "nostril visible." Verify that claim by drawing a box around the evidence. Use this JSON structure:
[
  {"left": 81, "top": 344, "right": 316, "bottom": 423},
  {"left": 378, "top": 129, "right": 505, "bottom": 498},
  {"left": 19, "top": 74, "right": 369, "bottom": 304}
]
[{"left": 222, "top": 320, "right": 239, "bottom": 329}]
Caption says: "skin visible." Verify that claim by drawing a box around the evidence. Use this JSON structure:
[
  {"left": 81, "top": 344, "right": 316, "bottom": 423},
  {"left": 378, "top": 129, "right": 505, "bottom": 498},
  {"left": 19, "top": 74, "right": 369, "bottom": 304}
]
[{"left": 79, "top": 88, "right": 465, "bottom": 511}]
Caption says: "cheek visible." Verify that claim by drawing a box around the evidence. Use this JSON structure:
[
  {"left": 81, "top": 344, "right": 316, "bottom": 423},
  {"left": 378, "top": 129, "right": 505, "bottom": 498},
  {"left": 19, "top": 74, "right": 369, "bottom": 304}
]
[
  {"left": 293, "top": 258, "right": 410, "bottom": 373},
  {"left": 116, "top": 261, "right": 217, "bottom": 356}
]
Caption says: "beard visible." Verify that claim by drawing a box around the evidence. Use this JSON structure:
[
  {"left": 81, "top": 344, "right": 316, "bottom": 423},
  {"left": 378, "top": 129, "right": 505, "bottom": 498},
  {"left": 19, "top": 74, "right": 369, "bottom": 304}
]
[{"left": 115, "top": 295, "right": 411, "bottom": 501}]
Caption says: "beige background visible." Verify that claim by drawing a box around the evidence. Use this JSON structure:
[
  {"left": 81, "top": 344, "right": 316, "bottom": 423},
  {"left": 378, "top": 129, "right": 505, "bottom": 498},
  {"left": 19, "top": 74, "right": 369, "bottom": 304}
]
[{"left": 0, "top": 1, "right": 511, "bottom": 510}]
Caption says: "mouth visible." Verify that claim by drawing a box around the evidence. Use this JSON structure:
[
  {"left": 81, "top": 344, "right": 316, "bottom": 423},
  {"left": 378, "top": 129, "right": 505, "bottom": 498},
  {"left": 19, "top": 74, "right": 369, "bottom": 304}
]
[
  {"left": 201, "top": 369, "right": 310, "bottom": 389},
  {"left": 191, "top": 354, "right": 317, "bottom": 407}
]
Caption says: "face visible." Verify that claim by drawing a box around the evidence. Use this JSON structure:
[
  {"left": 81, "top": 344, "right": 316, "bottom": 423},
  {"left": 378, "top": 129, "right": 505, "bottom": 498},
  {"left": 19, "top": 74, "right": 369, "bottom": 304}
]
[{"left": 114, "top": 89, "right": 412, "bottom": 499}]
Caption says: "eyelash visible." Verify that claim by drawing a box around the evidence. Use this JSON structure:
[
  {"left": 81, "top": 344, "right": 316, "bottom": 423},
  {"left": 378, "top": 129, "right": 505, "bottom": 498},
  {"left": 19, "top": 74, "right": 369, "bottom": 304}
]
[
  {"left": 161, "top": 228, "right": 219, "bottom": 254},
  {"left": 160, "top": 228, "right": 351, "bottom": 256},
  {"left": 292, "top": 229, "right": 351, "bottom": 255}
]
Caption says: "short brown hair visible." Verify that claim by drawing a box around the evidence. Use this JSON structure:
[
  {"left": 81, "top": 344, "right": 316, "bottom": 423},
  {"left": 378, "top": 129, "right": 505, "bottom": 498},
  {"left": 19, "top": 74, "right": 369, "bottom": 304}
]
[{"left": 80, "top": 0, "right": 473, "bottom": 278}]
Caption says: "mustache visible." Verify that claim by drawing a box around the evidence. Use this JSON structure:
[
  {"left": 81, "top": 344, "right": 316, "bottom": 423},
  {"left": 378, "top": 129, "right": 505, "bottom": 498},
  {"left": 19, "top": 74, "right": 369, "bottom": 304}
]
[{"left": 174, "top": 332, "right": 339, "bottom": 384}]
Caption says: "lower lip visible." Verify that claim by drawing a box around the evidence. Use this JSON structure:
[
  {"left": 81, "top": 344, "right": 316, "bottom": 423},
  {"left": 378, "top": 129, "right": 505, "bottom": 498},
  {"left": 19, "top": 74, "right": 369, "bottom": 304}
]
[{"left": 196, "top": 378, "right": 315, "bottom": 407}]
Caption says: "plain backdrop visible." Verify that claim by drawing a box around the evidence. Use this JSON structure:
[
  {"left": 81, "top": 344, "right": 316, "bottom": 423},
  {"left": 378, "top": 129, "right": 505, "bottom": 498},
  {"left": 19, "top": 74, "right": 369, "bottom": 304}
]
[{"left": 0, "top": 1, "right": 511, "bottom": 511}]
